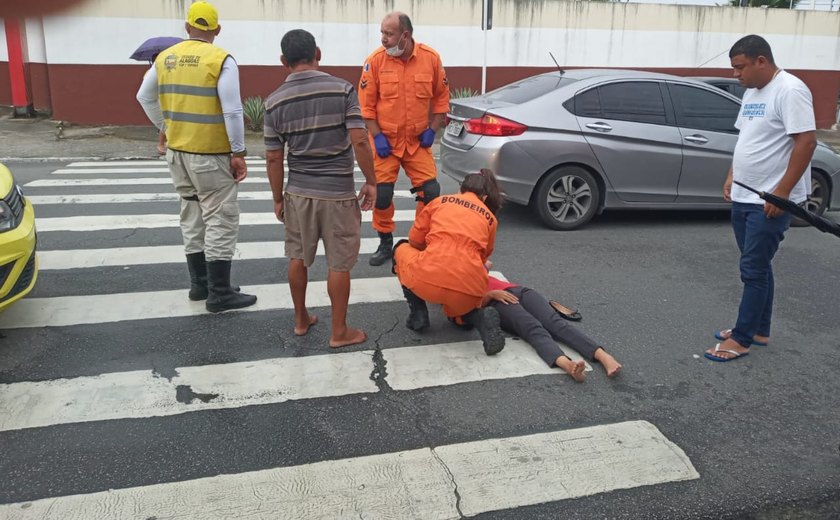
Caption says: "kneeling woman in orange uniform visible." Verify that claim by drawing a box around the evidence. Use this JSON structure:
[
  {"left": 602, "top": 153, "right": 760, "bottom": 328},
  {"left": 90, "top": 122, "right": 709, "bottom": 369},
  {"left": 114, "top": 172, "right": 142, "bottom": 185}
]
[{"left": 392, "top": 169, "right": 506, "bottom": 355}]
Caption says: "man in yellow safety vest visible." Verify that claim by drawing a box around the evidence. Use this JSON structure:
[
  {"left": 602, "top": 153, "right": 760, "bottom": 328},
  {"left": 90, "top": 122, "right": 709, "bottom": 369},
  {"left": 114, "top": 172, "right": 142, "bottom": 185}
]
[{"left": 136, "top": 1, "right": 256, "bottom": 313}]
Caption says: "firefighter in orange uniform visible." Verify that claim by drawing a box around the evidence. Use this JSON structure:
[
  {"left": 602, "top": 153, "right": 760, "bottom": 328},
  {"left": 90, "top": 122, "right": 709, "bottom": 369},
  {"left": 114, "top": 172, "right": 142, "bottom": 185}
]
[
  {"left": 358, "top": 11, "right": 450, "bottom": 266},
  {"left": 392, "top": 169, "right": 506, "bottom": 356}
]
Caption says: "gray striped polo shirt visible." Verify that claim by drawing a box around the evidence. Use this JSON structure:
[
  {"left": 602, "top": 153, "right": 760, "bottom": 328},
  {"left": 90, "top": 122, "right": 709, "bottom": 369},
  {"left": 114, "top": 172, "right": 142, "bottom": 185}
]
[{"left": 264, "top": 70, "right": 365, "bottom": 200}]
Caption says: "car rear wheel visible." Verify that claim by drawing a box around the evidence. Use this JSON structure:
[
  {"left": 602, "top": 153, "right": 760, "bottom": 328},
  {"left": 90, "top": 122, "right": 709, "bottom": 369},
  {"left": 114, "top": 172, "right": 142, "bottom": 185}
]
[
  {"left": 791, "top": 169, "right": 829, "bottom": 227},
  {"left": 531, "top": 166, "right": 600, "bottom": 230}
]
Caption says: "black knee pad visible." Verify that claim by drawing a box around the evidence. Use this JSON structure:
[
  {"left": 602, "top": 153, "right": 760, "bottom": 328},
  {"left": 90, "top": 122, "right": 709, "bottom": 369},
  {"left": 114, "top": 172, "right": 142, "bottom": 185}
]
[
  {"left": 410, "top": 179, "right": 440, "bottom": 204},
  {"left": 375, "top": 183, "right": 395, "bottom": 210}
]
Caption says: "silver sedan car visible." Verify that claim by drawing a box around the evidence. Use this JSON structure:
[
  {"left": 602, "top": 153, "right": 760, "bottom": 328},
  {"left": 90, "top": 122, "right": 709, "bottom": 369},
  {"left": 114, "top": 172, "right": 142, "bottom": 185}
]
[{"left": 440, "top": 69, "right": 840, "bottom": 230}]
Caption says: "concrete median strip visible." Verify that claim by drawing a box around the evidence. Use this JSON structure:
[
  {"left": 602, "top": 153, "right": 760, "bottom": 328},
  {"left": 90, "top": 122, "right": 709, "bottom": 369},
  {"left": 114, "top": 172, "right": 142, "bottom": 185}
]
[{"left": 0, "top": 420, "right": 698, "bottom": 519}]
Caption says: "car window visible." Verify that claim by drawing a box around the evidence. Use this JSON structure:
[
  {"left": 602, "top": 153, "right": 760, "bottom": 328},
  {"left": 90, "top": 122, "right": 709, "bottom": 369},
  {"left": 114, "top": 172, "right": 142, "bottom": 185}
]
[
  {"left": 668, "top": 83, "right": 740, "bottom": 133},
  {"left": 485, "top": 74, "right": 577, "bottom": 104},
  {"left": 727, "top": 84, "right": 746, "bottom": 99},
  {"left": 572, "top": 88, "right": 601, "bottom": 117},
  {"left": 705, "top": 81, "right": 746, "bottom": 100},
  {"left": 596, "top": 82, "right": 667, "bottom": 125}
]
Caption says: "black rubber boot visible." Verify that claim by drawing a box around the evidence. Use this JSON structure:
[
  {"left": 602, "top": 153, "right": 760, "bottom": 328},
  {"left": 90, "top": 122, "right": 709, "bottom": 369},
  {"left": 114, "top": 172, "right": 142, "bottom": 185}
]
[
  {"left": 402, "top": 286, "right": 430, "bottom": 331},
  {"left": 206, "top": 260, "right": 257, "bottom": 313},
  {"left": 186, "top": 252, "right": 209, "bottom": 301},
  {"left": 186, "top": 252, "right": 240, "bottom": 301},
  {"left": 369, "top": 232, "right": 394, "bottom": 266},
  {"left": 463, "top": 307, "right": 505, "bottom": 355}
]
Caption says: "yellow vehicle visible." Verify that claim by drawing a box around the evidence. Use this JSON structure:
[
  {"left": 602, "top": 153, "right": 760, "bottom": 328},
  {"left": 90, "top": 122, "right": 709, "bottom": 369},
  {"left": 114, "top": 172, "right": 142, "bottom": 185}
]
[{"left": 0, "top": 163, "right": 37, "bottom": 311}]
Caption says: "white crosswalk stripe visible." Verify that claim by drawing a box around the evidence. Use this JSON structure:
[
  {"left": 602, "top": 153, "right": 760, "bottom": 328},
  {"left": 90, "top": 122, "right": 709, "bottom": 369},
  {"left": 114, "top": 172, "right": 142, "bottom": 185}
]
[
  {"left": 0, "top": 338, "right": 587, "bottom": 433},
  {"left": 51, "top": 166, "right": 364, "bottom": 174},
  {"left": 37, "top": 238, "right": 392, "bottom": 269},
  {"left": 1, "top": 160, "right": 699, "bottom": 517},
  {"left": 35, "top": 210, "right": 416, "bottom": 232},
  {"left": 0, "top": 421, "right": 698, "bottom": 519},
  {"left": 64, "top": 159, "right": 265, "bottom": 167},
  {"left": 26, "top": 177, "right": 370, "bottom": 187},
  {"left": 28, "top": 190, "right": 414, "bottom": 205},
  {"left": 0, "top": 276, "right": 404, "bottom": 328}
]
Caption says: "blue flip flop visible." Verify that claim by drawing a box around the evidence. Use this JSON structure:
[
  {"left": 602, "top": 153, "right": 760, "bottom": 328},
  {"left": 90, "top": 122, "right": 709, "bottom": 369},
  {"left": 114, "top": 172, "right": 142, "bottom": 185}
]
[
  {"left": 714, "top": 329, "right": 768, "bottom": 347},
  {"left": 704, "top": 343, "right": 750, "bottom": 362}
]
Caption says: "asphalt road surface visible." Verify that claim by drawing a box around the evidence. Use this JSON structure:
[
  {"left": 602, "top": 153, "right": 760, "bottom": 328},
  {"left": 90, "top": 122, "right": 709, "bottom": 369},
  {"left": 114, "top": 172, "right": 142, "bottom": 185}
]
[{"left": 0, "top": 159, "right": 838, "bottom": 519}]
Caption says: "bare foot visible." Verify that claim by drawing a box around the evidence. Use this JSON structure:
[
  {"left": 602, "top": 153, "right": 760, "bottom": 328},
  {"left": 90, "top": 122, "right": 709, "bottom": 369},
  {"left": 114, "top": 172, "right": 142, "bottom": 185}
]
[
  {"left": 704, "top": 338, "right": 749, "bottom": 361},
  {"left": 599, "top": 353, "right": 623, "bottom": 378},
  {"left": 294, "top": 314, "right": 318, "bottom": 336},
  {"left": 555, "top": 356, "right": 586, "bottom": 383},
  {"left": 329, "top": 328, "right": 367, "bottom": 348}
]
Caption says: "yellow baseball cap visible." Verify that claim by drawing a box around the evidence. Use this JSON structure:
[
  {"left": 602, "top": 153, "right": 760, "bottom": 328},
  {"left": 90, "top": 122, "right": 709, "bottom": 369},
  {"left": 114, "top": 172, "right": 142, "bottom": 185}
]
[{"left": 187, "top": 1, "right": 219, "bottom": 31}]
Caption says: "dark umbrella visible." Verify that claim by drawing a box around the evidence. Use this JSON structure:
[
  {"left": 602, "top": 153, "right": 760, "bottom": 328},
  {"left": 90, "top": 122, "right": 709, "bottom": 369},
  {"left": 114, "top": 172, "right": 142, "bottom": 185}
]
[
  {"left": 733, "top": 180, "right": 840, "bottom": 238},
  {"left": 130, "top": 36, "right": 183, "bottom": 63}
]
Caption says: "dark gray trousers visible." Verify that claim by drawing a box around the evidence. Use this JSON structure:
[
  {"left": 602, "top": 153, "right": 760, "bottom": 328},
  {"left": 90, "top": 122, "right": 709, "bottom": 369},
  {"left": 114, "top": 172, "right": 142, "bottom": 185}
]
[{"left": 491, "top": 286, "right": 601, "bottom": 367}]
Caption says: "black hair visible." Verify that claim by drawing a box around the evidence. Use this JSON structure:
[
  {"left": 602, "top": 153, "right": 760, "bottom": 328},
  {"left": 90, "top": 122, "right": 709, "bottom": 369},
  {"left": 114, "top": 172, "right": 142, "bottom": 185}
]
[
  {"left": 729, "top": 34, "right": 775, "bottom": 64},
  {"left": 281, "top": 29, "right": 317, "bottom": 67},
  {"left": 461, "top": 168, "right": 504, "bottom": 214},
  {"left": 398, "top": 14, "right": 413, "bottom": 34}
]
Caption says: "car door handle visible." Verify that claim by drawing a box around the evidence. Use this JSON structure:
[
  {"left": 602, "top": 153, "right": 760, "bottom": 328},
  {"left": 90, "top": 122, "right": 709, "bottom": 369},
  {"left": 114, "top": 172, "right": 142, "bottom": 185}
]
[
  {"left": 585, "top": 122, "right": 613, "bottom": 132},
  {"left": 684, "top": 134, "right": 709, "bottom": 144}
]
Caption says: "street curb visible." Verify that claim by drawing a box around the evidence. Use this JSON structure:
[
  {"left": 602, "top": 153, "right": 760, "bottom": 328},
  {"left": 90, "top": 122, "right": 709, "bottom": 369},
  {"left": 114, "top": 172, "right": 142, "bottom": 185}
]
[{"left": 0, "top": 156, "right": 161, "bottom": 163}]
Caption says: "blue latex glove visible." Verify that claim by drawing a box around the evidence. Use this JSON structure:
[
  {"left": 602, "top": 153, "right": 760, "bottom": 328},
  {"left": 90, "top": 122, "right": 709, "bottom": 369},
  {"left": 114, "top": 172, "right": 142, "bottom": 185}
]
[
  {"left": 373, "top": 133, "right": 392, "bottom": 158},
  {"left": 418, "top": 128, "right": 436, "bottom": 148}
]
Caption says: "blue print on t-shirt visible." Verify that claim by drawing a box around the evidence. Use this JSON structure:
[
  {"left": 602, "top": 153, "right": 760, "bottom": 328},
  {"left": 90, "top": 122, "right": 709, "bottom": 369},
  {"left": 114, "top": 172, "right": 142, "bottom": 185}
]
[{"left": 742, "top": 103, "right": 766, "bottom": 118}]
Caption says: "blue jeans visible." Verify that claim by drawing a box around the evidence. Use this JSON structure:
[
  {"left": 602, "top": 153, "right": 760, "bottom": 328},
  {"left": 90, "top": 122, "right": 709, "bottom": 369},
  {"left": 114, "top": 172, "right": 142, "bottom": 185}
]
[{"left": 730, "top": 202, "right": 791, "bottom": 348}]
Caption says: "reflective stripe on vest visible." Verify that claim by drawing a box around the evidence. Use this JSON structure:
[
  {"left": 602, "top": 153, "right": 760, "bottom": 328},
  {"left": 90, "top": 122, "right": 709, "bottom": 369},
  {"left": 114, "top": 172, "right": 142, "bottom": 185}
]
[{"left": 155, "top": 40, "right": 231, "bottom": 154}]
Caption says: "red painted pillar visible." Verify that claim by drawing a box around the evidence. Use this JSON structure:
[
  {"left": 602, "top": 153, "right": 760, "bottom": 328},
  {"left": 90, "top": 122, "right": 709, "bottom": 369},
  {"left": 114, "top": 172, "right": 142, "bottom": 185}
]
[{"left": 4, "top": 18, "right": 34, "bottom": 117}]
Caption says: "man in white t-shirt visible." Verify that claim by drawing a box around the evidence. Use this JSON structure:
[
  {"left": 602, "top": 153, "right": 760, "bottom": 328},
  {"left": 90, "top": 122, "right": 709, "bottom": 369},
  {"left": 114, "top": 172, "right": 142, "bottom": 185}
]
[{"left": 705, "top": 35, "right": 817, "bottom": 362}]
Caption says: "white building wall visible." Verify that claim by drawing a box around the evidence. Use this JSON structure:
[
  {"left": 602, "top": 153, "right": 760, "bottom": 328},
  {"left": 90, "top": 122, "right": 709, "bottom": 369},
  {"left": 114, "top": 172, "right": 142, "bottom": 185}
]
[{"left": 24, "top": 0, "right": 840, "bottom": 70}]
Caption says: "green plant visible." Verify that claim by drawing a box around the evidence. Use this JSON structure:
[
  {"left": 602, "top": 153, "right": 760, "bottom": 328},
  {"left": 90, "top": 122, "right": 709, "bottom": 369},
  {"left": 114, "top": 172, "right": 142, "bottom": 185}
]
[
  {"left": 450, "top": 87, "right": 480, "bottom": 99},
  {"left": 242, "top": 96, "right": 265, "bottom": 132}
]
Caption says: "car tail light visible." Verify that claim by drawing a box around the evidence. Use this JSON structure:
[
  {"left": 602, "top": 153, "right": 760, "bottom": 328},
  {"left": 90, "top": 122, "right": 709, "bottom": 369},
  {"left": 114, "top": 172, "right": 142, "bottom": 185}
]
[{"left": 464, "top": 114, "right": 528, "bottom": 136}]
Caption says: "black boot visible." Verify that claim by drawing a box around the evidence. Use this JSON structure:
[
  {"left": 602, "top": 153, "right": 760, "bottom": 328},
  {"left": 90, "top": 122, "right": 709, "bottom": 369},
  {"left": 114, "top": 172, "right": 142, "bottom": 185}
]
[
  {"left": 186, "top": 252, "right": 209, "bottom": 301},
  {"left": 186, "top": 252, "right": 240, "bottom": 301},
  {"left": 369, "top": 232, "right": 394, "bottom": 266},
  {"left": 206, "top": 260, "right": 257, "bottom": 313},
  {"left": 402, "top": 286, "right": 430, "bottom": 331},
  {"left": 463, "top": 307, "right": 505, "bottom": 355}
]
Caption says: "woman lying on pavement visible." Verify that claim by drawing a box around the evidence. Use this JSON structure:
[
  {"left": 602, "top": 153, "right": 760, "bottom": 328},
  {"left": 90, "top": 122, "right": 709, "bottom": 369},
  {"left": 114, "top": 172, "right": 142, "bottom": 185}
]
[
  {"left": 481, "top": 268, "right": 622, "bottom": 382},
  {"left": 392, "top": 169, "right": 506, "bottom": 356}
]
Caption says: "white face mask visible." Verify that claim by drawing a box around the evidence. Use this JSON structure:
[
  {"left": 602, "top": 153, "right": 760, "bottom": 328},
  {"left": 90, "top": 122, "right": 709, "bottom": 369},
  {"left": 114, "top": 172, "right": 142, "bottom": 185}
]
[{"left": 385, "top": 34, "right": 406, "bottom": 57}]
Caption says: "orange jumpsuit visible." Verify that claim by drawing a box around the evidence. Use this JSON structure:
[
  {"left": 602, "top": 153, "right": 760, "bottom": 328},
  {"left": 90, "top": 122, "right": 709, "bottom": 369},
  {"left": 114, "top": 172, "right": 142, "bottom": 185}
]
[
  {"left": 394, "top": 192, "right": 497, "bottom": 318},
  {"left": 358, "top": 42, "right": 450, "bottom": 233}
]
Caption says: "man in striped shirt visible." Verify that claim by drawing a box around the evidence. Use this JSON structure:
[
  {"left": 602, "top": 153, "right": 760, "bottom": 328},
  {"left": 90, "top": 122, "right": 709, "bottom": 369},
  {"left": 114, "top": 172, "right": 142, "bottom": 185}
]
[{"left": 264, "top": 29, "right": 376, "bottom": 348}]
